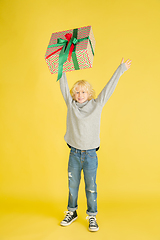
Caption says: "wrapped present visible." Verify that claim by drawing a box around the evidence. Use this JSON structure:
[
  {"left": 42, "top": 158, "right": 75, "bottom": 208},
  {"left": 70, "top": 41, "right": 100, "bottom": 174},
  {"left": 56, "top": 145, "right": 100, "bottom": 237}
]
[{"left": 45, "top": 26, "right": 95, "bottom": 81}]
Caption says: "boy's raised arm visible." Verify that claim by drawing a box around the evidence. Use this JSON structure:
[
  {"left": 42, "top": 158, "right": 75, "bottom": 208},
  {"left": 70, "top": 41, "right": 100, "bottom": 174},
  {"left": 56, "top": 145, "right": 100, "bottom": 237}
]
[
  {"left": 96, "top": 58, "right": 131, "bottom": 106},
  {"left": 59, "top": 72, "right": 72, "bottom": 105}
]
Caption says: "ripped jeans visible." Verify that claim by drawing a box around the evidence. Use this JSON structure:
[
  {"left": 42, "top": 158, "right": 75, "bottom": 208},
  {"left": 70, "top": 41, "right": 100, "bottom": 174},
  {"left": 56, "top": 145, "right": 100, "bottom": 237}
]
[{"left": 67, "top": 146, "right": 98, "bottom": 216}]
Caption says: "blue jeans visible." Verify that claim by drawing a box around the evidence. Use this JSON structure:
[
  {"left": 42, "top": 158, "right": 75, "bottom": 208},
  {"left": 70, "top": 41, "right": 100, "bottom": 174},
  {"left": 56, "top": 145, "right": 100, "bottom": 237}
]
[{"left": 67, "top": 146, "right": 98, "bottom": 216}]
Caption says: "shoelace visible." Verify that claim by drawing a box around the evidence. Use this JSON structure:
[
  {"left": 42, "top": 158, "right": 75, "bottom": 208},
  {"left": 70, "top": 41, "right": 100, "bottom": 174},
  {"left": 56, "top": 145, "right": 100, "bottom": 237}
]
[
  {"left": 64, "top": 211, "right": 73, "bottom": 221},
  {"left": 86, "top": 216, "right": 97, "bottom": 226}
]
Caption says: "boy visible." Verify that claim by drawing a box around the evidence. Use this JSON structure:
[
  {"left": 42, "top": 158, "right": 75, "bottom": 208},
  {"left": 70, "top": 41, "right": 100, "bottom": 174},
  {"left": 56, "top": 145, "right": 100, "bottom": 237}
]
[{"left": 59, "top": 58, "right": 131, "bottom": 231}]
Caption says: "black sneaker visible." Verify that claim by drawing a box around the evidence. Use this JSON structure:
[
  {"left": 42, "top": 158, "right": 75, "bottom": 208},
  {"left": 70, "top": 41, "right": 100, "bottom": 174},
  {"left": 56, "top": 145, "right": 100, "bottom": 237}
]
[
  {"left": 87, "top": 216, "right": 99, "bottom": 232},
  {"left": 60, "top": 211, "right": 78, "bottom": 226}
]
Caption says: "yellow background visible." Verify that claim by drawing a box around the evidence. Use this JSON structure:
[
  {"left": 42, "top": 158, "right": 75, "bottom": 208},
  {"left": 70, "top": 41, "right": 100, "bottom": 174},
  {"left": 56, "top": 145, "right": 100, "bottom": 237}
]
[{"left": 0, "top": 0, "right": 160, "bottom": 239}]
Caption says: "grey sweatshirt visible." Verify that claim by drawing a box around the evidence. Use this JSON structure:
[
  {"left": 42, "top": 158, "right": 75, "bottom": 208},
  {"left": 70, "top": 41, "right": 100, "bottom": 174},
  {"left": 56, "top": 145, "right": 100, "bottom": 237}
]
[{"left": 59, "top": 63, "right": 127, "bottom": 150}]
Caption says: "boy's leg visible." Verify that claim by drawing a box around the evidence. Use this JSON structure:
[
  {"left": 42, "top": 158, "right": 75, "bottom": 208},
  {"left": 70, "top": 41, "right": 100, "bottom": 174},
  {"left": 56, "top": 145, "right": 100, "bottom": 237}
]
[
  {"left": 67, "top": 148, "right": 82, "bottom": 212},
  {"left": 83, "top": 149, "right": 98, "bottom": 216},
  {"left": 61, "top": 148, "right": 81, "bottom": 226},
  {"left": 83, "top": 150, "right": 99, "bottom": 231}
]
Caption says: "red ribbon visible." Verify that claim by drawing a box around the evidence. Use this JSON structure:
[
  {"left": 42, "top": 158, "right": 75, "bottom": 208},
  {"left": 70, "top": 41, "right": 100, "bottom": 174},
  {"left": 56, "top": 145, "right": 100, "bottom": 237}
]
[
  {"left": 46, "top": 33, "right": 75, "bottom": 61},
  {"left": 45, "top": 47, "right": 63, "bottom": 60},
  {"left": 65, "top": 33, "right": 75, "bottom": 61}
]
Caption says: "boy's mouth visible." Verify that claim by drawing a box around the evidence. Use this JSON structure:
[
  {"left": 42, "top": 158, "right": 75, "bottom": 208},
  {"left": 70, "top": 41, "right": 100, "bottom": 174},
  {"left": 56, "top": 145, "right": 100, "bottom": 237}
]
[{"left": 78, "top": 98, "right": 84, "bottom": 102}]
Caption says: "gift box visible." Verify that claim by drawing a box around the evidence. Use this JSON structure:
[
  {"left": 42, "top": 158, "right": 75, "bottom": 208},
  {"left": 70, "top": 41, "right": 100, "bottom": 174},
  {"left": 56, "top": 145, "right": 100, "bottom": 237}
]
[{"left": 45, "top": 26, "right": 95, "bottom": 80}]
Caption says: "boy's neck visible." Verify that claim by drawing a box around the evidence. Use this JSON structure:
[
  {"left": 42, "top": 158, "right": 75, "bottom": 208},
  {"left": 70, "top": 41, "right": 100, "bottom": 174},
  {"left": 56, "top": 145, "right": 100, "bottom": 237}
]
[{"left": 75, "top": 100, "right": 89, "bottom": 107}]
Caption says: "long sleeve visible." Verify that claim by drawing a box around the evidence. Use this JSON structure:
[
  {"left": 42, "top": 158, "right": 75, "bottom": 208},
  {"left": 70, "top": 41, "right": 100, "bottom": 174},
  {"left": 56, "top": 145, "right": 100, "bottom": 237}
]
[
  {"left": 96, "top": 63, "right": 127, "bottom": 107},
  {"left": 59, "top": 72, "right": 72, "bottom": 105}
]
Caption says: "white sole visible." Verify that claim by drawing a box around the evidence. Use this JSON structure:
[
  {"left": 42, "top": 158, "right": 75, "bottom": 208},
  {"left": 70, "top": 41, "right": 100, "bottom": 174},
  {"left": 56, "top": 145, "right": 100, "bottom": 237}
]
[{"left": 89, "top": 227, "right": 99, "bottom": 232}]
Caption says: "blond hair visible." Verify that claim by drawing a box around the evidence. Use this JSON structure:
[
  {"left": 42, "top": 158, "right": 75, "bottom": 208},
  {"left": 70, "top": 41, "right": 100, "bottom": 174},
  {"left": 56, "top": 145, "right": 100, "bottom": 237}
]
[{"left": 70, "top": 80, "right": 96, "bottom": 101}]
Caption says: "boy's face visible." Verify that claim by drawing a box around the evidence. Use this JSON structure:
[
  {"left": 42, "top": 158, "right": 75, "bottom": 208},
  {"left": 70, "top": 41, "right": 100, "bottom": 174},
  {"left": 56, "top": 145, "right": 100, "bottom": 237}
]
[{"left": 74, "top": 85, "right": 89, "bottom": 103}]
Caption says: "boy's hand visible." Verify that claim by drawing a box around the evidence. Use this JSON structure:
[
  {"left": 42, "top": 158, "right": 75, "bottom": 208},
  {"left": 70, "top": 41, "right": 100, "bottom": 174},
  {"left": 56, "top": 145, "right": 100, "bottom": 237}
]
[{"left": 121, "top": 58, "right": 132, "bottom": 70}]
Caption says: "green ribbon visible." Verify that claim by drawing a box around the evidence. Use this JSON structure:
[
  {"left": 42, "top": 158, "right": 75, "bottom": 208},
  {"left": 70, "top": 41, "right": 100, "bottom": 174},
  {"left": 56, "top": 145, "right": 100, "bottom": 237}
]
[
  {"left": 71, "top": 28, "right": 79, "bottom": 72},
  {"left": 47, "top": 29, "right": 94, "bottom": 81}
]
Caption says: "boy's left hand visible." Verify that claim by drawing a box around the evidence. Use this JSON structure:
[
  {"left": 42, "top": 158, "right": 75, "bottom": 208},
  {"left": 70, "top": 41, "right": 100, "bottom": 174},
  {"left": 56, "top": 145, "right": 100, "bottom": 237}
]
[{"left": 121, "top": 58, "right": 132, "bottom": 70}]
